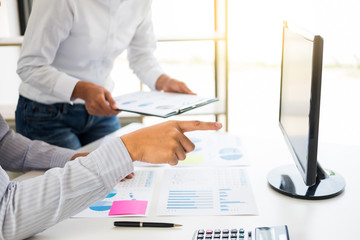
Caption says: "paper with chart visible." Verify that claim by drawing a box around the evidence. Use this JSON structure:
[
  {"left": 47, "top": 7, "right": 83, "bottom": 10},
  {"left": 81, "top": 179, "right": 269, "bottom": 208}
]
[
  {"left": 100, "top": 123, "right": 248, "bottom": 167},
  {"left": 72, "top": 170, "right": 155, "bottom": 218},
  {"left": 157, "top": 167, "right": 258, "bottom": 216},
  {"left": 178, "top": 131, "right": 249, "bottom": 166},
  {"left": 122, "top": 128, "right": 249, "bottom": 167},
  {"left": 114, "top": 91, "right": 218, "bottom": 118}
]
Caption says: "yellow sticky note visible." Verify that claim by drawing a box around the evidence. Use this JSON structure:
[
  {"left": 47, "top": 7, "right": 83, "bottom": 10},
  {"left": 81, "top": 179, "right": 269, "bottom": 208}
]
[{"left": 180, "top": 154, "right": 205, "bottom": 164}]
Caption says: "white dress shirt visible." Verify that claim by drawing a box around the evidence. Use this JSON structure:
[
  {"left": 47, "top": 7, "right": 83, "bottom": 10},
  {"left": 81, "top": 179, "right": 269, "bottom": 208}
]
[
  {"left": 17, "top": 0, "right": 164, "bottom": 104},
  {"left": 0, "top": 114, "right": 134, "bottom": 239}
]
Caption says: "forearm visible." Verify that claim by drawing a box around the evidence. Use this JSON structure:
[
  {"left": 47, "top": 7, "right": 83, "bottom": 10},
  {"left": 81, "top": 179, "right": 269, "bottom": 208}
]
[
  {"left": 0, "top": 138, "right": 133, "bottom": 240},
  {"left": 0, "top": 117, "right": 76, "bottom": 172}
]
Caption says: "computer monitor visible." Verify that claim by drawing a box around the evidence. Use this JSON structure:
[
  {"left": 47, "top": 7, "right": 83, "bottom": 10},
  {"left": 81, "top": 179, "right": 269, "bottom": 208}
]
[{"left": 267, "top": 21, "right": 345, "bottom": 200}]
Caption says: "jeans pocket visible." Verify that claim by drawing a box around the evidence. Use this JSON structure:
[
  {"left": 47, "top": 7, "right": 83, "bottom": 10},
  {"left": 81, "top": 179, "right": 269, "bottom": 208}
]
[{"left": 24, "top": 101, "right": 61, "bottom": 122}]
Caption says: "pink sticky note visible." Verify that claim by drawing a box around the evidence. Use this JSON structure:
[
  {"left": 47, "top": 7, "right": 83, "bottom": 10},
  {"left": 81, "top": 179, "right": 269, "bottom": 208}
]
[{"left": 108, "top": 200, "right": 148, "bottom": 216}]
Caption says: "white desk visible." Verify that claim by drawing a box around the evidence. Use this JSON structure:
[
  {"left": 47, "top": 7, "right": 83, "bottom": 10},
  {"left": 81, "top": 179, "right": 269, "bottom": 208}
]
[{"left": 15, "top": 130, "right": 360, "bottom": 240}]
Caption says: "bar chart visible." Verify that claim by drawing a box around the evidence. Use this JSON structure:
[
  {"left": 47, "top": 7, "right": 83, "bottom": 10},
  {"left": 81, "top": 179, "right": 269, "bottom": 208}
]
[
  {"left": 157, "top": 168, "right": 258, "bottom": 216},
  {"left": 167, "top": 190, "right": 214, "bottom": 210}
]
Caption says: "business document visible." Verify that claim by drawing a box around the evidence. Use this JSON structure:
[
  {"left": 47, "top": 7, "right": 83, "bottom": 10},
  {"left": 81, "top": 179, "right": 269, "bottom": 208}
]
[
  {"left": 114, "top": 91, "right": 218, "bottom": 118},
  {"left": 157, "top": 167, "right": 258, "bottom": 216}
]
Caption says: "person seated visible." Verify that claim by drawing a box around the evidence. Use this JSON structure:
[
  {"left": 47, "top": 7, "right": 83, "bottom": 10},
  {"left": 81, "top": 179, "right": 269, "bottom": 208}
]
[{"left": 0, "top": 113, "right": 221, "bottom": 240}]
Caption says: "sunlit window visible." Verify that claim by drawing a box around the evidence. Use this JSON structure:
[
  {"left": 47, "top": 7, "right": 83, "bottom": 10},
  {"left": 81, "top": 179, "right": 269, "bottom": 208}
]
[
  {"left": 1, "top": 0, "right": 359, "bottom": 144},
  {"left": 227, "top": 0, "right": 360, "bottom": 144}
]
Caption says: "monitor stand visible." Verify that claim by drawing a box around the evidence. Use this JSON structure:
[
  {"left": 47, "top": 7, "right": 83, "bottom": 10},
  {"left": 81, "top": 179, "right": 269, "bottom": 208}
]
[{"left": 267, "top": 164, "right": 345, "bottom": 200}]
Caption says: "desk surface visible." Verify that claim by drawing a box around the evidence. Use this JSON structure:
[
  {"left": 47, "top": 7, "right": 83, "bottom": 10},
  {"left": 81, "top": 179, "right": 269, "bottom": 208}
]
[{"left": 15, "top": 131, "right": 360, "bottom": 240}]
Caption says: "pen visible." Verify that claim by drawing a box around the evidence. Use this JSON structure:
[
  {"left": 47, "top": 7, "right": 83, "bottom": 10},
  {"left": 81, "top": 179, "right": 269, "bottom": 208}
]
[{"left": 114, "top": 221, "right": 182, "bottom": 228}]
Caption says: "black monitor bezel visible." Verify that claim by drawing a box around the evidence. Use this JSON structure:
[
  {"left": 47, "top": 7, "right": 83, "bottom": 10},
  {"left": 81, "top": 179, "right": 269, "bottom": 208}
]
[{"left": 278, "top": 22, "right": 324, "bottom": 187}]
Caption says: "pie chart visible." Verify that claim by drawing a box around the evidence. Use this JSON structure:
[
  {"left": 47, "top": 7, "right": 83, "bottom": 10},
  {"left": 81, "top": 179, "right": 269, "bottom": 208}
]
[
  {"left": 106, "top": 189, "right": 116, "bottom": 198},
  {"left": 89, "top": 201, "right": 112, "bottom": 211}
]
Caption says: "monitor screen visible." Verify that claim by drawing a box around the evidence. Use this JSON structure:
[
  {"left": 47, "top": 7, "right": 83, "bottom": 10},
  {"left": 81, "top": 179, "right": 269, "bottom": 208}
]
[
  {"left": 268, "top": 21, "right": 345, "bottom": 199},
  {"left": 279, "top": 23, "right": 322, "bottom": 186}
]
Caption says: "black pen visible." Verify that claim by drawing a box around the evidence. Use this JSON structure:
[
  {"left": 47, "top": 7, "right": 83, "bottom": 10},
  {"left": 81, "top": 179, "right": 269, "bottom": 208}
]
[{"left": 114, "top": 221, "right": 182, "bottom": 228}]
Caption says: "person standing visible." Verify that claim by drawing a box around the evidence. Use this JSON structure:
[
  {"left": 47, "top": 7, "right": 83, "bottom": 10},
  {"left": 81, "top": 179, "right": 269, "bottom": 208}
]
[{"left": 16, "top": 0, "right": 193, "bottom": 149}]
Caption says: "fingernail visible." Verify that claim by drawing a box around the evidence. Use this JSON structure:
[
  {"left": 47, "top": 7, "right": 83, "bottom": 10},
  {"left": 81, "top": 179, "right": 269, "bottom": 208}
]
[{"left": 215, "top": 122, "right": 222, "bottom": 128}]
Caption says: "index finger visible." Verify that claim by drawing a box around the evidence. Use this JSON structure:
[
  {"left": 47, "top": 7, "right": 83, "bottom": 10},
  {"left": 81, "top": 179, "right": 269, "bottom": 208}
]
[{"left": 177, "top": 121, "right": 222, "bottom": 133}]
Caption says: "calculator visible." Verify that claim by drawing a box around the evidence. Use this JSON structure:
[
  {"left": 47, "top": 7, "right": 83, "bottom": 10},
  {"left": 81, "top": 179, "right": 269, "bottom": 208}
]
[
  {"left": 192, "top": 228, "right": 248, "bottom": 240},
  {"left": 192, "top": 225, "right": 289, "bottom": 240}
]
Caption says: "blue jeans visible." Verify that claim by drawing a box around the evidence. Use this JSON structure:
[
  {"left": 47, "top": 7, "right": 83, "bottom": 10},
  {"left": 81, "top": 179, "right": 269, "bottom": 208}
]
[{"left": 15, "top": 95, "right": 121, "bottom": 149}]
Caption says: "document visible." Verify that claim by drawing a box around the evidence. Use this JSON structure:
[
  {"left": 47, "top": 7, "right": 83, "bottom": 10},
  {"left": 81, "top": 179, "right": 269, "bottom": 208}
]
[
  {"left": 72, "top": 169, "right": 155, "bottom": 218},
  {"left": 157, "top": 167, "right": 258, "bottom": 216},
  {"left": 179, "top": 131, "right": 249, "bottom": 166},
  {"left": 129, "top": 127, "right": 249, "bottom": 167},
  {"left": 114, "top": 91, "right": 218, "bottom": 118}
]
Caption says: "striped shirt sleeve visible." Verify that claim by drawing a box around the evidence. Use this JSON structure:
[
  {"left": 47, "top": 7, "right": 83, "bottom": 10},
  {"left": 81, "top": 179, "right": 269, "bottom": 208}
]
[
  {"left": 0, "top": 116, "right": 134, "bottom": 240},
  {"left": 0, "top": 115, "right": 76, "bottom": 172}
]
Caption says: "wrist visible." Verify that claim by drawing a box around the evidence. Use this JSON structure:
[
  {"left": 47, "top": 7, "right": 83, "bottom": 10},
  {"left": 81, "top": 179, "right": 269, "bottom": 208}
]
[
  {"left": 71, "top": 152, "right": 89, "bottom": 160},
  {"left": 71, "top": 81, "right": 91, "bottom": 100},
  {"left": 120, "top": 135, "right": 138, "bottom": 162},
  {"left": 155, "top": 74, "right": 171, "bottom": 91}
]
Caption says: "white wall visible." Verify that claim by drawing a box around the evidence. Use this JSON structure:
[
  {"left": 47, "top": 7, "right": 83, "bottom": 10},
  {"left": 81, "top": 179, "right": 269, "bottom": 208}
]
[
  {"left": 0, "top": 0, "right": 20, "bottom": 36},
  {"left": 0, "top": 0, "right": 22, "bottom": 107}
]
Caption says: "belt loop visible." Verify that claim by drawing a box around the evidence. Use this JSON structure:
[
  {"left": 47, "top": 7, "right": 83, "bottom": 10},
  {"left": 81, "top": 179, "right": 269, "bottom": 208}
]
[{"left": 62, "top": 103, "right": 68, "bottom": 114}]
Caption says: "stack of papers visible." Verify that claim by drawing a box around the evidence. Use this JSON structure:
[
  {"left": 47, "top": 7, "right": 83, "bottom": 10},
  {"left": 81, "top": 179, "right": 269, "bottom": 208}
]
[{"left": 72, "top": 123, "right": 258, "bottom": 218}]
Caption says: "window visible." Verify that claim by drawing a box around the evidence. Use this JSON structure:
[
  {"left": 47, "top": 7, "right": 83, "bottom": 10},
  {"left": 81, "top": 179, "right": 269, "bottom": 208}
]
[{"left": 227, "top": 0, "right": 360, "bottom": 144}]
